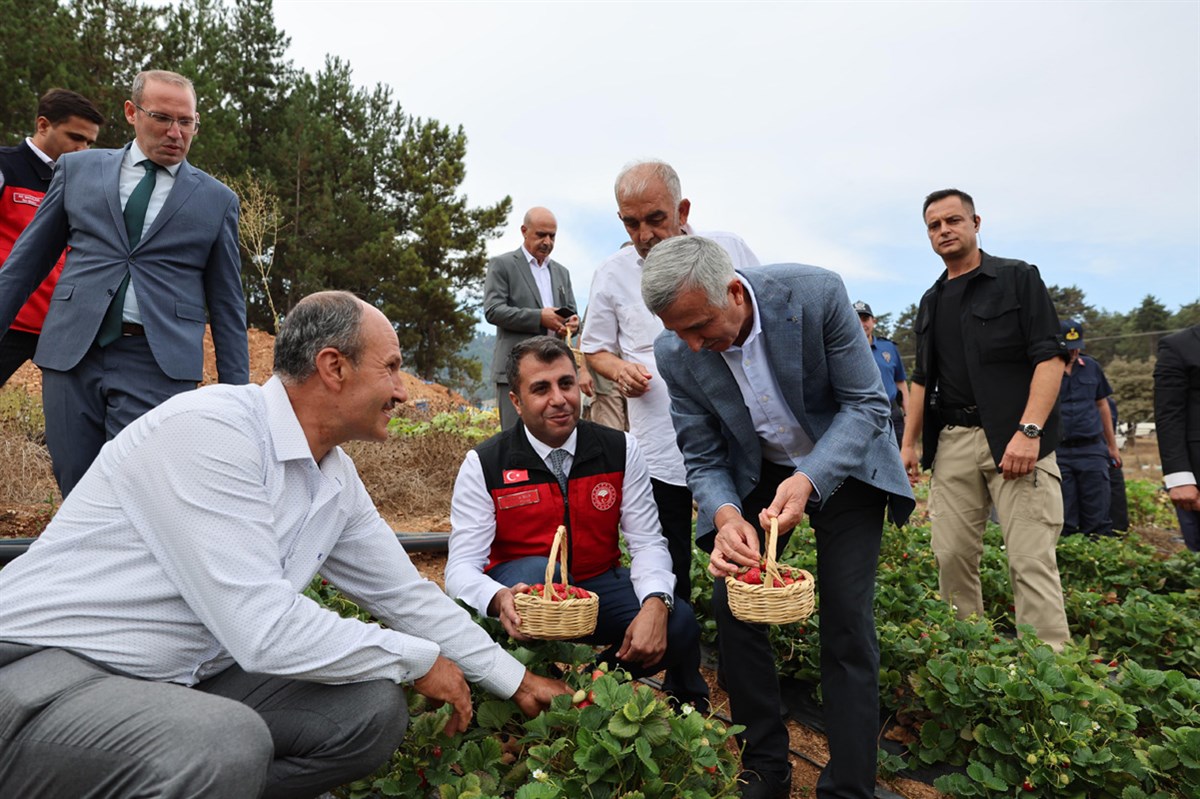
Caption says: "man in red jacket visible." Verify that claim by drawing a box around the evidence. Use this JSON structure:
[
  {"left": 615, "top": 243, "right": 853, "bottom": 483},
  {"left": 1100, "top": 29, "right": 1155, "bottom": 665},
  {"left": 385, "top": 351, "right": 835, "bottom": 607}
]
[
  {"left": 445, "top": 335, "right": 709, "bottom": 712},
  {"left": 0, "top": 89, "right": 104, "bottom": 386}
]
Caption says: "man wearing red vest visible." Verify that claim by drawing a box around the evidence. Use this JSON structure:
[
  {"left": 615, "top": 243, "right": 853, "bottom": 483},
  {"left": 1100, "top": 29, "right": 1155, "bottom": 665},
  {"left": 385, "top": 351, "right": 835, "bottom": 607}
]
[
  {"left": 445, "top": 335, "right": 709, "bottom": 711},
  {"left": 0, "top": 89, "right": 104, "bottom": 386}
]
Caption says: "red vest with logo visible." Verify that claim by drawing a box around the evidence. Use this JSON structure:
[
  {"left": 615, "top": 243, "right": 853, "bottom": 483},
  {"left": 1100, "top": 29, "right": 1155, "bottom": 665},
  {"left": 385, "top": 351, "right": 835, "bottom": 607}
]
[
  {"left": 477, "top": 420, "right": 626, "bottom": 581},
  {"left": 0, "top": 142, "right": 64, "bottom": 334}
]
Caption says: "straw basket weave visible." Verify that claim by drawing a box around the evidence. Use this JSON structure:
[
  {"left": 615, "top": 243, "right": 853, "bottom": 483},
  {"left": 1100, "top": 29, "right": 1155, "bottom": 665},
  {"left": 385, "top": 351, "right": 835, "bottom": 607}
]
[
  {"left": 565, "top": 329, "right": 586, "bottom": 369},
  {"left": 512, "top": 525, "right": 599, "bottom": 640},
  {"left": 725, "top": 518, "right": 815, "bottom": 624}
]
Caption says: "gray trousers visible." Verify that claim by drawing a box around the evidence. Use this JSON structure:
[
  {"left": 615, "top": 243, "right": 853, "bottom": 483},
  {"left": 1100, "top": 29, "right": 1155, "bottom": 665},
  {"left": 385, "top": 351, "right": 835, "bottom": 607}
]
[
  {"left": 496, "top": 382, "right": 519, "bottom": 430},
  {"left": 0, "top": 642, "right": 408, "bottom": 799},
  {"left": 42, "top": 335, "right": 195, "bottom": 498}
]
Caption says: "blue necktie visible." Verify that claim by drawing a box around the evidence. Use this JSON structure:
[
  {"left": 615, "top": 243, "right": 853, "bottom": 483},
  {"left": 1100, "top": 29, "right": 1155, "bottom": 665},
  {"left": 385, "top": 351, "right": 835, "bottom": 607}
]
[{"left": 97, "top": 160, "right": 157, "bottom": 347}]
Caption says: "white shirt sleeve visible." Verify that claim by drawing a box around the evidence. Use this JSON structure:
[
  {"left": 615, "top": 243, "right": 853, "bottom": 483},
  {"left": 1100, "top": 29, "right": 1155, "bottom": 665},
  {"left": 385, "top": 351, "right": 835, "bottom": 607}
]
[
  {"left": 580, "top": 268, "right": 619, "bottom": 355},
  {"left": 620, "top": 433, "right": 677, "bottom": 600},
  {"left": 1164, "top": 471, "right": 1198, "bottom": 489},
  {"left": 115, "top": 412, "right": 525, "bottom": 697},
  {"left": 320, "top": 480, "right": 526, "bottom": 699},
  {"left": 445, "top": 450, "right": 512, "bottom": 617}
]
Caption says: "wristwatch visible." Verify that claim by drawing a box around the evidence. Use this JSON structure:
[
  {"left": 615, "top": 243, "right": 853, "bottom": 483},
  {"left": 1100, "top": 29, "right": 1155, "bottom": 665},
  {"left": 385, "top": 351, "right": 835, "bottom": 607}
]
[
  {"left": 1018, "top": 422, "right": 1044, "bottom": 439},
  {"left": 643, "top": 592, "right": 675, "bottom": 614}
]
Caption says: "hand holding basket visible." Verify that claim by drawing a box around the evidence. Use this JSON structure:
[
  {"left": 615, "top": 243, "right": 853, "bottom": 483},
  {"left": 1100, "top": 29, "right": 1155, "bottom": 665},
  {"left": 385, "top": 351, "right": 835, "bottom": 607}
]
[
  {"left": 512, "top": 525, "right": 599, "bottom": 639},
  {"left": 724, "top": 517, "right": 815, "bottom": 624}
]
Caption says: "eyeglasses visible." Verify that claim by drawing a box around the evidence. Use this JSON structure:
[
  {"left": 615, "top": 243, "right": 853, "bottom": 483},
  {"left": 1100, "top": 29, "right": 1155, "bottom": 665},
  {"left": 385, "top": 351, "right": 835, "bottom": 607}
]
[{"left": 133, "top": 103, "right": 200, "bottom": 132}]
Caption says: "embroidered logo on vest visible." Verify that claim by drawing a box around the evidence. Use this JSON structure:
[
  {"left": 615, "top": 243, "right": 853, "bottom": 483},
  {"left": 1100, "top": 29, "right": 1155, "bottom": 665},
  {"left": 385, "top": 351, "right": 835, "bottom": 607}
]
[
  {"left": 503, "top": 469, "right": 528, "bottom": 484},
  {"left": 591, "top": 482, "right": 617, "bottom": 511},
  {"left": 11, "top": 192, "right": 40, "bottom": 207}
]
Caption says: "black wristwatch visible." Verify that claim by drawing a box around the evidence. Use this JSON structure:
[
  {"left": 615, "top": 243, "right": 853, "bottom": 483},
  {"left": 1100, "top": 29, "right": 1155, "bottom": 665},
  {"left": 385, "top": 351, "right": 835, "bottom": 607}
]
[
  {"left": 643, "top": 592, "right": 674, "bottom": 614},
  {"left": 1018, "top": 422, "right": 1044, "bottom": 439}
]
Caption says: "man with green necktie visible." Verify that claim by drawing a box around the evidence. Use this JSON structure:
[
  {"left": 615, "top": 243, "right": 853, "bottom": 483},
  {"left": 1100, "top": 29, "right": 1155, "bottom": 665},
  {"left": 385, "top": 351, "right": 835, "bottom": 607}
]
[{"left": 0, "top": 69, "right": 249, "bottom": 497}]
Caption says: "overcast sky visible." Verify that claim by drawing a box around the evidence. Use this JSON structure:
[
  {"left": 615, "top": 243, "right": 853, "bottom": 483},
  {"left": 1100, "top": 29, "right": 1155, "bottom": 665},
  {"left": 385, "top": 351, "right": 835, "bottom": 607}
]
[{"left": 273, "top": 0, "right": 1199, "bottom": 326}]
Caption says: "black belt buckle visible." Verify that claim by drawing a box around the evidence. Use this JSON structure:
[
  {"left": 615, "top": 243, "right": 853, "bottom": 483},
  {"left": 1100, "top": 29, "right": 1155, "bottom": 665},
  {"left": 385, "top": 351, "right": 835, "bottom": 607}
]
[{"left": 121, "top": 323, "right": 146, "bottom": 337}]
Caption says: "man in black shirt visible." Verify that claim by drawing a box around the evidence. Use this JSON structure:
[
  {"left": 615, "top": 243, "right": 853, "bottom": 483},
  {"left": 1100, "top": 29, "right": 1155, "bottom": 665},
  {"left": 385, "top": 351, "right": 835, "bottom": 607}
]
[{"left": 900, "top": 189, "right": 1070, "bottom": 650}]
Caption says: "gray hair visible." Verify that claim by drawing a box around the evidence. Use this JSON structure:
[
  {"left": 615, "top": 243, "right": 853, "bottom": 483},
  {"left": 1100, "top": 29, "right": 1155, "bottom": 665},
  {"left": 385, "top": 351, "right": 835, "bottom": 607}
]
[
  {"left": 132, "top": 70, "right": 196, "bottom": 104},
  {"left": 614, "top": 160, "right": 681, "bottom": 207},
  {"left": 273, "top": 291, "right": 366, "bottom": 384},
  {"left": 506, "top": 335, "right": 575, "bottom": 391},
  {"left": 641, "top": 236, "right": 735, "bottom": 316}
]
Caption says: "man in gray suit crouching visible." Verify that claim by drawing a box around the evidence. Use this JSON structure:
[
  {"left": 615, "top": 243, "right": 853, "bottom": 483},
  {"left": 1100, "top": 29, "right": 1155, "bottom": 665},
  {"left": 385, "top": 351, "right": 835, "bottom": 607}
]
[
  {"left": 0, "top": 69, "right": 248, "bottom": 497},
  {"left": 644, "top": 236, "right": 914, "bottom": 799}
]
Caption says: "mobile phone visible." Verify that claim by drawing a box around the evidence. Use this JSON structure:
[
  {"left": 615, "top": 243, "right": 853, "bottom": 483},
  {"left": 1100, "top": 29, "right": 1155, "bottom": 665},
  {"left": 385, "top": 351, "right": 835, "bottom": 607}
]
[{"left": 555, "top": 306, "right": 576, "bottom": 319}]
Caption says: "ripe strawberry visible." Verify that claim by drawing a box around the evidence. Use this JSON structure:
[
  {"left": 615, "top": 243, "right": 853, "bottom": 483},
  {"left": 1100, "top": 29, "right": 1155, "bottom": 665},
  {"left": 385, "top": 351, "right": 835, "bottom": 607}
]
[
  {"left": 591, "top": 669, "right": 605, "bottom": 681},
  {"left": 741, "top": 567, "right": 762, "bottom": 585}
]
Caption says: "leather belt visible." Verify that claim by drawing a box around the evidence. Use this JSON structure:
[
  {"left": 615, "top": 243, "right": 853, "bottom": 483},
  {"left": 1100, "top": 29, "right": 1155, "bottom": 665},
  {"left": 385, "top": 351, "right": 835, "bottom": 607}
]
[
  {"left": 941, "top": 406, "right": 981, "bottom": 428},
  {"left": 1059, "top": 436, "right": 1099, "bottom": 448},
  {"left": 121, "top": 323, "right": 146, "bottom": 337}
]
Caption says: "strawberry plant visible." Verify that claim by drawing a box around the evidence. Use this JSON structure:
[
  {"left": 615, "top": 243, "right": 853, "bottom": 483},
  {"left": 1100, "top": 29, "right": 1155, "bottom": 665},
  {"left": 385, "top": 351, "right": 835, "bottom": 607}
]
[{"left": 334, "top": 639, "right": 744, "bottom": 798}]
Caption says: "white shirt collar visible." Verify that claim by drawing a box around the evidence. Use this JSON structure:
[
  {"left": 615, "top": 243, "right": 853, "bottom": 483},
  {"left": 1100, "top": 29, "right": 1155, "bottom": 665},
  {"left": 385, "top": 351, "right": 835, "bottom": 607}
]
[
  {"left": 24, "top": 137, "right": 53, "bottom": 166},
  {"left": 263, "top": 376, "right": 316, "bottom": 463},
  {"left": 727, "top": 275, "right": 761, "bottom": 351},
  {"left": 128, "top": 140, "right": 182, "bottom": 177},
  {"left": 522, "top": 246, "right": 548, "bottom": 268},
  {"left": 523, "top": 425, "right": 578, "bottom": 460}
]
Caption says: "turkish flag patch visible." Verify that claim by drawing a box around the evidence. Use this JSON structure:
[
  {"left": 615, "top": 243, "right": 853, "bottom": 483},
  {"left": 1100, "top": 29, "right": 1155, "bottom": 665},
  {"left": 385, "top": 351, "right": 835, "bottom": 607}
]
[{"left": 503, "top": 469, "right": 529, "bottom": 484}]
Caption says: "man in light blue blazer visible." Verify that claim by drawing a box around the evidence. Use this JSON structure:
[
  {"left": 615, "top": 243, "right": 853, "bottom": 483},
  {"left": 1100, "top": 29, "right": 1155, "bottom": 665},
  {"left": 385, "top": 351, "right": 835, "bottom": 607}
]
[
  {"left": 0, "top": 70, "right": 248, "bottom": 496},
  {"left": 645, "top": 236, "right": 914, "bottom": 799},
  {"left": 483, "top": 207, "right": 578, "bottom": 430}
]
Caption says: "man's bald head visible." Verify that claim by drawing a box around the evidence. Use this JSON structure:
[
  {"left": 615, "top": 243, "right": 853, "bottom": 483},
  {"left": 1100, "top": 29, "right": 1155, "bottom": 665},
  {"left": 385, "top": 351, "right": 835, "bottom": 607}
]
[{"left": 521, "top": 206, "right": 558, "bottom": 265}]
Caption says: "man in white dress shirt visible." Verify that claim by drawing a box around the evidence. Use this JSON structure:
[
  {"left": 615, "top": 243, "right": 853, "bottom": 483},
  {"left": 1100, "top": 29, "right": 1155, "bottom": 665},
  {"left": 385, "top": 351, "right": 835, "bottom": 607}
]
[
  {"left": 445, "top": 335, "right": 709, "bottom": 710},
  {"left": 0, "top": 291, "right": 567, "bottom": 798},
  {"left": 580, "top": 160, "right": 757, "bottom": 700}
]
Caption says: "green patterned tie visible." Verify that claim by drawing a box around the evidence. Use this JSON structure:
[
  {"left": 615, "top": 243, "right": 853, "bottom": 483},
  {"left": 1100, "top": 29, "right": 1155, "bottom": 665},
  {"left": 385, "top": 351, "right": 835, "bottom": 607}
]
[{"left": 97, "top": 160, "right": 157, "bottom": 347}]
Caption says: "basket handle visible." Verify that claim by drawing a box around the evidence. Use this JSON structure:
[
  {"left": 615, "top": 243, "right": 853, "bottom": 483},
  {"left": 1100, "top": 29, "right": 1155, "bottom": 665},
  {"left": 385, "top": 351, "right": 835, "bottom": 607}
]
[
  {"left": 542, "top": 525, "right": 569, "bottom": 603},
  {"left": 763, "top": 517, "right": 784, "bottom": 588}
]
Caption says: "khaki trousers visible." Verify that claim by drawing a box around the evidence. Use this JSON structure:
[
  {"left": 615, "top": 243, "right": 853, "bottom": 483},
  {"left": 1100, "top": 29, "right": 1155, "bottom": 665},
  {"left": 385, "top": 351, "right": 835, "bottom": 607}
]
[
  {"left": 928, "top": 425, "right": 1070, "bottom": 649},
  {"left": 585, "top": 391, "right": 628, "bottom": 431}
]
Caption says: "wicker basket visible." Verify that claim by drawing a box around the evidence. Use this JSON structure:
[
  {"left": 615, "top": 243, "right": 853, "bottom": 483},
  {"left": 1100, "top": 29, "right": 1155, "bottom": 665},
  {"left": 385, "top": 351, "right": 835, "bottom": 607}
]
[
  {"left": 564, "top": 329, "right": 586, "bottom": 369},
  {"left": 725, "top": 518, "right": 815, "bottom": 624},
  {"left": 512, "top": 525, "right": 599, "bottom": 639}
]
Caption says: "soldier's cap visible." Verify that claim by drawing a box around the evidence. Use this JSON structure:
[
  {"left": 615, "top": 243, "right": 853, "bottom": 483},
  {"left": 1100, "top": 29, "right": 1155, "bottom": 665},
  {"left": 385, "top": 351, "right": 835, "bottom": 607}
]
[
  {"left": 1061, "top": 319, "right": 1084, "bottom": 348},
  {"left": 853, "top": 300, "right": 874, "bottom": 318}
]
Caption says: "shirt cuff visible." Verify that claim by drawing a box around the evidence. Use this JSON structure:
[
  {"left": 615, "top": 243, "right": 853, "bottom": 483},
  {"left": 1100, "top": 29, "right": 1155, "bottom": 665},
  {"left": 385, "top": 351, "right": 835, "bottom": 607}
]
[
  {"left": 1163, "top": 471, "right": 1197, "bottom": 489},
  {"left": 795, "top": 470, "right": 821, "bottom": 502},
  {"left": 475, "top": 650, "right": 528, "bottom": 699}
]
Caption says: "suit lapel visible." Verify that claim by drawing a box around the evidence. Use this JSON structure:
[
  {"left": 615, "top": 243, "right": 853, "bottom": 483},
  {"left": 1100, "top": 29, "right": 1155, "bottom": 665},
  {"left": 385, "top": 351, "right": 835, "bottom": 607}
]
[
  {"left": 514, "top": 250, "right": 543, "bottom": 307},
  {"left": 744, "top": 270, "right": 812, "bottom": 434},
  {"left": 689, "top": 349, "right": 760, "bottom": 450},
  {"left": 106, "top": 146, "right": 130, "bottom": 249},
  {"left": 138, "top": 160, "right": 200, "bottom": 249}
]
